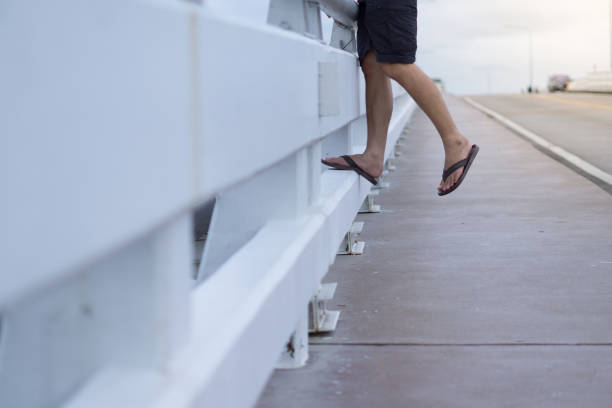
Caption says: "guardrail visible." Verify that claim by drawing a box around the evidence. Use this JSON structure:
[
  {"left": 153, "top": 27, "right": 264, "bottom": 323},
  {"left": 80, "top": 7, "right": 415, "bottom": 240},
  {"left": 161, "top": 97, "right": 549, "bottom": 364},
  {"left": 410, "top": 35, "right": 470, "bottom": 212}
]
[
  {"left": 319, "top": 0, "right": 359, "bottom": 26},
  {"left": 0, "top": 0, "right": 414, "bottom": 407}
]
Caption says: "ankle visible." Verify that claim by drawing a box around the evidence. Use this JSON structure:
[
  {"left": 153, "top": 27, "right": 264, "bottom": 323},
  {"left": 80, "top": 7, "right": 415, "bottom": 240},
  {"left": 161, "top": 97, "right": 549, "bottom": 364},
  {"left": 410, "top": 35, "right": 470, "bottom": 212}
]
[
  {"left": 443, "top": 133, "right": 469, "bottom": 150},
  {"left": 363, "top": 150, "right": 384, "bottom": 164}
]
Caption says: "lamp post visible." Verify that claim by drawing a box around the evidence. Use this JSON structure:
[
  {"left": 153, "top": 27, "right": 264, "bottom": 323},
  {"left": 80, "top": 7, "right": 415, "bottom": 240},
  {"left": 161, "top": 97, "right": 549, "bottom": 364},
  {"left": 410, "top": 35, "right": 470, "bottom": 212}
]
[
  {"left": 609, "top": 0, "right": 612, "bottom": 70},
  {"left": 505, "top": 24, "right": 533, "bottom": 92}
]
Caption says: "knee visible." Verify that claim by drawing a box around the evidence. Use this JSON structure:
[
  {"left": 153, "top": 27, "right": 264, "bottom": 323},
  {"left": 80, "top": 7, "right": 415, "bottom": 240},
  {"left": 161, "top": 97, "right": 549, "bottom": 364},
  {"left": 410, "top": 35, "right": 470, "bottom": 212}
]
[
  {"left": 360, "top": 59, "right": 380, "bottom": 79},
  {"left": 380, "top": 62, "right": 413, "bottom": 80}
]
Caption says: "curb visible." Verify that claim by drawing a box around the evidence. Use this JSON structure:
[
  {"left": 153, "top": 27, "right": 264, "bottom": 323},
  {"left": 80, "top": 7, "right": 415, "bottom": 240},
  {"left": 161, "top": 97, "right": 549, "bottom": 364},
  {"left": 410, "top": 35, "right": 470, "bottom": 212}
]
[{"left": 463, "top": 96, "right": 612, "bottom": 186}]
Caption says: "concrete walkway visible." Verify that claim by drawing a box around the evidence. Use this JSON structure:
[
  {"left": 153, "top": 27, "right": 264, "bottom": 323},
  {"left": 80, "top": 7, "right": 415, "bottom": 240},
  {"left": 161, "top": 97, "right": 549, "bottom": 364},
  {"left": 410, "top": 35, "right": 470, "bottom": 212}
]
[{"left": 256, "top": 96, "right": 612, "bottom": 408}]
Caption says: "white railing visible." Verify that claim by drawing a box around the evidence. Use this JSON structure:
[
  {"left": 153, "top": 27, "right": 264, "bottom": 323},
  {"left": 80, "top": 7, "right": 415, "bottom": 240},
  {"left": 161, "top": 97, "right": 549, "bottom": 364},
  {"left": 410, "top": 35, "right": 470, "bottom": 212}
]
[{"left": 0, "top": 0, "right": 415, "bottom": 407}]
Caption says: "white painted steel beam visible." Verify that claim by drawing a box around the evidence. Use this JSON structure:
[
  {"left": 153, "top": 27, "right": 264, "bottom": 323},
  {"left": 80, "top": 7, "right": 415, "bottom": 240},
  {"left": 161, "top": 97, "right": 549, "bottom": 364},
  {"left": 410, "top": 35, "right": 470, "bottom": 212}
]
[
  {"left": 0, "top": 0, "right": 415, "bottom": 406},
  {"left": 66, "top": 97, "right": 413, "bottom": 406},
  {"left": 0, "top": 0, "right": 364, "bottom": 309},
  {"left": 0, "top": 0, "right": 194, "bottom": 309}
]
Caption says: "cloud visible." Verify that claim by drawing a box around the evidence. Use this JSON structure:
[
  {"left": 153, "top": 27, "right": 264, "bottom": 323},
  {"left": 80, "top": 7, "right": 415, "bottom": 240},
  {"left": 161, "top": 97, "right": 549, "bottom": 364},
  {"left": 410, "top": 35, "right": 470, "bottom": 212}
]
[{"left": 416, "top": 0, "right": 610, "bottom": 94}]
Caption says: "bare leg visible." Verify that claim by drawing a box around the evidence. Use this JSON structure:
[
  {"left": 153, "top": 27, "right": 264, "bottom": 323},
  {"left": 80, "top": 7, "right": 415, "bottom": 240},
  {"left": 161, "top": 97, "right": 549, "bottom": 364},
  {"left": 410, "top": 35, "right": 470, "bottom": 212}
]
[
  {"left": 380, "top": 62, "right": 472, "bottom": 193},
  {"left": 323, "top": 51, "right": 392, "bottom": 178}
]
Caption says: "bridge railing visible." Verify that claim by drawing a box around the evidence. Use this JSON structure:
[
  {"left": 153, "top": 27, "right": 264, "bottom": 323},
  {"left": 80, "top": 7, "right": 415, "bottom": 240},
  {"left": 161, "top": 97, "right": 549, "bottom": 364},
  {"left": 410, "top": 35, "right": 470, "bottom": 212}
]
[{"left": 0, "top": 0, "right": 414, "bottom": 407}]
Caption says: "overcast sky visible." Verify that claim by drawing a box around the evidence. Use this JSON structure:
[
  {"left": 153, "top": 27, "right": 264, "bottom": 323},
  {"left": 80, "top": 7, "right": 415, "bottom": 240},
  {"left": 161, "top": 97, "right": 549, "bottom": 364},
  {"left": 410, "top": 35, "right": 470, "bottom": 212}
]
[
  {"left": 323, "top": 0, "right": 611, "bottom": 95},
  {"left": 417, "top": 0, "right": 611, "bottom": 94}
]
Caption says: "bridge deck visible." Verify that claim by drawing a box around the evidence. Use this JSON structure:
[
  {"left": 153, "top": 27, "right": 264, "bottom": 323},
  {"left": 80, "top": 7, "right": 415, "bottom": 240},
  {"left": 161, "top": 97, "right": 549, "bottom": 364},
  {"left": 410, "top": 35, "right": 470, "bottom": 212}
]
[{"left": 256, "top": 96, "right": 612, "bottom": 407}]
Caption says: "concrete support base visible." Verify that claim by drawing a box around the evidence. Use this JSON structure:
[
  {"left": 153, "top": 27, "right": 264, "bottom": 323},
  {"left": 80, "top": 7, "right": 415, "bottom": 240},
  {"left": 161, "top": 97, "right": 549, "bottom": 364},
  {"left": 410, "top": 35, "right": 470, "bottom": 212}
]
[
  {"left": 308, "top": 283, "right": 340, "bottom": 333},
  {"left": 337, "top": 222, "right": 364, "bottom": 255},
  {"left": 359, "top": 191, "right": 381, "bottom": 213}
]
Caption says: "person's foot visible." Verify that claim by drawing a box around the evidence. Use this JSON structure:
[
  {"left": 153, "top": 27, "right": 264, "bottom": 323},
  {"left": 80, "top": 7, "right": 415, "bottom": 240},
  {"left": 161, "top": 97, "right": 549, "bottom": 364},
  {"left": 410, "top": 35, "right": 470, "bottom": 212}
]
[
  {"left": 438, "top": 137, "right": 472, "bottom": 193},
  {"left": 322, "top": 153, "right": 384, "bottom": 178}
]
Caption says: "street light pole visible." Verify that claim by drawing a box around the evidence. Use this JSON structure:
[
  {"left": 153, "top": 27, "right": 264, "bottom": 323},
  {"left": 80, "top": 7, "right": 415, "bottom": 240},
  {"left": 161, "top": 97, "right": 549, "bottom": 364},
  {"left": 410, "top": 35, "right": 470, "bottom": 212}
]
[
  {"left": 528, "top": 28, "right": 534, "bottom": 90},
  {"left": 609, "top": 0, "right": 612, "bottom": 70}
]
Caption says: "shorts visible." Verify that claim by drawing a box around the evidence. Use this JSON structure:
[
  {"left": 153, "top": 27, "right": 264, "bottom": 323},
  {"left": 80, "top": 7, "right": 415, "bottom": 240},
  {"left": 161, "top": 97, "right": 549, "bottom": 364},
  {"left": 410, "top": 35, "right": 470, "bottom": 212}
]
[{"left": 357, "top": 0, "right": 418, "bottom": 65}]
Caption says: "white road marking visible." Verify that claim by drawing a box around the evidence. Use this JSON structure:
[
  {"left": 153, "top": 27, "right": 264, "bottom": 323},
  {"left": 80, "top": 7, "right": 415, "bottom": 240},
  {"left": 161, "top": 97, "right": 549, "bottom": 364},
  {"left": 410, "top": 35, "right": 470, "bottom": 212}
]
[{"left": 464, "top": 97, "right": 612, "bottom": 186}]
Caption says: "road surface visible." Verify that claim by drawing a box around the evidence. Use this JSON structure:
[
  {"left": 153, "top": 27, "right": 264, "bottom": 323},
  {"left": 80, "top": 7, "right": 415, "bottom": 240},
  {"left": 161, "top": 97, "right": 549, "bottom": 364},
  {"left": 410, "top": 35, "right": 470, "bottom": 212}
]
[{"left": 468, "top": 93, "right": 612, "bottom": 180}]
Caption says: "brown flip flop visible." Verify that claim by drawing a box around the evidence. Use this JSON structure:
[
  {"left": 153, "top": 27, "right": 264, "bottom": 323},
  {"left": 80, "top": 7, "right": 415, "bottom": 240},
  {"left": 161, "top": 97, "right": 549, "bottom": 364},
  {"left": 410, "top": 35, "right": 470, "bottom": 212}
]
[
  {"left": 341, "top": 155, "right": 378, "bottom": 185},
  {"left": 438, "top": 144, "right": 479, "bottom": 196},
  {"left": 321, "top": 158, "right": 352, "bottom": 170}
]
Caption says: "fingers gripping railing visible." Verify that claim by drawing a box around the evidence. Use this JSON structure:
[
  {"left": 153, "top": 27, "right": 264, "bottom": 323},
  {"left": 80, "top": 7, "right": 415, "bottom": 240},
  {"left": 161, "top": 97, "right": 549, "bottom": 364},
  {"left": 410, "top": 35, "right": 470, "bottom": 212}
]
[
  {"left": 267, "top": 0, "right": 359, "bottom": 51},
  {"left": 319, "top": 0, "right": 359, "bottom": 27}
]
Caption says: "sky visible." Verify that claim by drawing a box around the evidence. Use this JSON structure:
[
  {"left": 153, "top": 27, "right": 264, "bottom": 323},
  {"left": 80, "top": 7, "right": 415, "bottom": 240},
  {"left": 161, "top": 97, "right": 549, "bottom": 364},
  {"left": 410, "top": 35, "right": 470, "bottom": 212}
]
[
  {"left": 323, "top": 0, "right": 611, "bottom": 95},
  {"left": 416, "top": 0, "right": 611, "bottom": 94}
]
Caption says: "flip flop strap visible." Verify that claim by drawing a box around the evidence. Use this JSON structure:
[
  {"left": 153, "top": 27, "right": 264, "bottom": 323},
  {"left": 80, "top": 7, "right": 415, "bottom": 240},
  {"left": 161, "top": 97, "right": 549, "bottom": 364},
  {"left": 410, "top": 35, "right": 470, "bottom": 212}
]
[
  {"left": 342, "top": 155, "right": 378, "bottom": 185},
  {"left": 442, "top": 158, "right": 469, "bottom": 181},
  {"left": 342, "top": 155, "right": 362, "bottom": 171}
]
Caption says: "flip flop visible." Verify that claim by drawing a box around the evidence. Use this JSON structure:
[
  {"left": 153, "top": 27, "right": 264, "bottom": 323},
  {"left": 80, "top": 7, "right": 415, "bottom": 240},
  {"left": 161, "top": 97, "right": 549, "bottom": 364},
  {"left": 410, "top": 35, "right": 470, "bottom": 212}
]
[
  {"left": 341, "top": 155, "right": 378, "bottom": 185},
  {"left": 438, "top": 144, "right": 479, "bottom": 196},
  {"left": 321, "top": 158, "right": 351, "bottom": 170}
]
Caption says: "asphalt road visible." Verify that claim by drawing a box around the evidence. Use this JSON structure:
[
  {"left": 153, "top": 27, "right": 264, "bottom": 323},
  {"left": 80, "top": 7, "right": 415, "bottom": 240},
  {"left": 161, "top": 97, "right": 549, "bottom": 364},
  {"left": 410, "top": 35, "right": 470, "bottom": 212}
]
[{"left": 468, "top": 93, "right": 612, "bottom": 177}]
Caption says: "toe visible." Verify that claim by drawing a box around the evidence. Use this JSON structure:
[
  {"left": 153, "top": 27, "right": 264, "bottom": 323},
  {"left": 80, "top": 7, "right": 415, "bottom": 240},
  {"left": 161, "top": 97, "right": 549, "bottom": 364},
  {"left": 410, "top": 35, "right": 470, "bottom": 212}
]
[{"left": 445, "top": 168, "right": 463, "bottom": 191}]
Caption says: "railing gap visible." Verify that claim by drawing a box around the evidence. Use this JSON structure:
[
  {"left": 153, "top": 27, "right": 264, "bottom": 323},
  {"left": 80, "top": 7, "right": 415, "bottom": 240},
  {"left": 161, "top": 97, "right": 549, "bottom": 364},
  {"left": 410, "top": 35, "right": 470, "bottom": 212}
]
[{"left": 192, "top": 198, "right": 215, "bottom": 279}]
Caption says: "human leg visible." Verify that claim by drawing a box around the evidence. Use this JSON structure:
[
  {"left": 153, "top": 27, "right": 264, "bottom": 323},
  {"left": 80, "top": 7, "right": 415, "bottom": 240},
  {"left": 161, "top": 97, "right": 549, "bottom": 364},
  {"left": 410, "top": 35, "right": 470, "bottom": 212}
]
[
  {"left": 380, "top": 62, "right": 472, "bottom": 193},
  {"left": 323, "top": 50, "right": 393, "bottom": 178}
]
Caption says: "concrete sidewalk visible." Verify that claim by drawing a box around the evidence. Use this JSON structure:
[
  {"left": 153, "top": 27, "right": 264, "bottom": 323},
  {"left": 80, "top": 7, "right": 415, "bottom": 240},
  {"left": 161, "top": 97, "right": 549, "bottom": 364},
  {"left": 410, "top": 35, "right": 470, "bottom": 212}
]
[{"left": 256, "top": 96, "right": 612, "bottom": 408}]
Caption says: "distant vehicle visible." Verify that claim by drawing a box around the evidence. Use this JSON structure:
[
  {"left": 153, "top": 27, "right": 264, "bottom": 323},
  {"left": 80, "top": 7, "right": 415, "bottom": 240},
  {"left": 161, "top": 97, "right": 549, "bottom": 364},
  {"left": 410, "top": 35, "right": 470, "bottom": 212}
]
[{"left": 547, "top": 74, "right": 570, "bottom": 92}]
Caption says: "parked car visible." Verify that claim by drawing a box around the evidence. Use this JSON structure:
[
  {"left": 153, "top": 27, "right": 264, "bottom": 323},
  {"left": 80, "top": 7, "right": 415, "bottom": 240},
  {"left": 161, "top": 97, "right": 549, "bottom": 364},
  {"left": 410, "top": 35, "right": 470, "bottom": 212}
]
[{"left": 547, "top": 74, "right": 570, "bottom": 92}]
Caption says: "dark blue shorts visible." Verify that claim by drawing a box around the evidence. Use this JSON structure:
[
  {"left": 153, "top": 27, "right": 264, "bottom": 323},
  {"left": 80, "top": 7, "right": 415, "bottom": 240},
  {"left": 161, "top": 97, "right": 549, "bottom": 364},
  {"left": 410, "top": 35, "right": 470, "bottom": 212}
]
[{"left": 357, "top": 0, "right": 418, "bottom": 65}]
